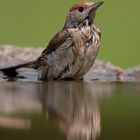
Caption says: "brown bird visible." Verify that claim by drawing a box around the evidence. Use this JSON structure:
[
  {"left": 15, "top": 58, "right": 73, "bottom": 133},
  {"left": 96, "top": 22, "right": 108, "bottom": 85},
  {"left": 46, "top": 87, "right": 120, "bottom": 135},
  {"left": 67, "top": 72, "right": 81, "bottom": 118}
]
[{"left": 0, "top": 1, "right": 104, "bottom": 80}]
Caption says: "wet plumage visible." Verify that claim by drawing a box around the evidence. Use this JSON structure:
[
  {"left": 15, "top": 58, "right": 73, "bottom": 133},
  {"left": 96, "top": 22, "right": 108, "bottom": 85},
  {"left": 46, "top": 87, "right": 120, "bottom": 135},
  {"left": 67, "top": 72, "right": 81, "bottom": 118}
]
[{"left": 0, "top": 1, "right": 103, "bottom": 80}]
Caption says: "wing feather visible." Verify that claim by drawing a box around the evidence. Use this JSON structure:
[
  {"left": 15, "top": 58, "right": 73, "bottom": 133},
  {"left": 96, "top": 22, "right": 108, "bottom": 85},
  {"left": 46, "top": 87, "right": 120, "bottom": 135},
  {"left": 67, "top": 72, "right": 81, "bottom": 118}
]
[
  {"left": 36, "top": 29, "right": 77, "bottom": 80},
  {"left": 42, "top": 29, "right": 71, "bottom": 54}
]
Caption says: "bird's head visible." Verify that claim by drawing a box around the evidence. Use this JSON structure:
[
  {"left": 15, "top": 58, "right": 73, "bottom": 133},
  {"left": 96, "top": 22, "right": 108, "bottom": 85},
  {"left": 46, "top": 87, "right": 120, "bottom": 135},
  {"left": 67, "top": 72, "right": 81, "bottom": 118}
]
[{"left": 64, "top": 1, "right": 104, "bottom": 29}]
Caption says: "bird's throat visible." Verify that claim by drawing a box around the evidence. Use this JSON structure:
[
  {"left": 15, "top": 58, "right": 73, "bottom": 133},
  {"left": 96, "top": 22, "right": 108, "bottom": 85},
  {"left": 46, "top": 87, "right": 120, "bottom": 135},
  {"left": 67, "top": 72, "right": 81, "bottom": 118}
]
[{"left": 78, "top": 18, "right": 93, "bottom": 29}]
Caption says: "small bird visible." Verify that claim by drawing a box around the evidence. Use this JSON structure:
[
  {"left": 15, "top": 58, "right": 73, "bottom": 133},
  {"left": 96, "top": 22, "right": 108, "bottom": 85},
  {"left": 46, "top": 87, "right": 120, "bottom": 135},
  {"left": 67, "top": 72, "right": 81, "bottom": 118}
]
[{"left": 0, "top": 1, "right": 103, "bottom": 80}]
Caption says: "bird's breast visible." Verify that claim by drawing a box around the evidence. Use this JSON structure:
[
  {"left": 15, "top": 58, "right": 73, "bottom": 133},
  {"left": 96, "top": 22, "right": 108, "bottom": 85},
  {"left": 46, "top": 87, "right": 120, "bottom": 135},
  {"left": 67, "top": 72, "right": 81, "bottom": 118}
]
[
  {"left": 68, "top": 26, "right": 100, "bottom": 56},
  {"left": 66, "top": 25, "right": 100, "bottom": 79}
]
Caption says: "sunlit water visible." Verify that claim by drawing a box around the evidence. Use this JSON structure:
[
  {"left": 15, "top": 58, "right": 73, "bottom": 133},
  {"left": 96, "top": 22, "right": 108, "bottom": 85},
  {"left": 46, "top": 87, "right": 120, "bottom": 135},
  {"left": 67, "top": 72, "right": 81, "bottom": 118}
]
[{"left": 0, "top": 81, "right": 140, "bottom": 140}]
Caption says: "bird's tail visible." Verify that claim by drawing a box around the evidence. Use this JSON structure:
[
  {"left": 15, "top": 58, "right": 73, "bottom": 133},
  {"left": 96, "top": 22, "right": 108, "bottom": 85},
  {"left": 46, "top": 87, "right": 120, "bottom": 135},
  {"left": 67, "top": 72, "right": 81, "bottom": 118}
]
[{"left": 0, "top": 60, "right": 37, "bottom": 77}]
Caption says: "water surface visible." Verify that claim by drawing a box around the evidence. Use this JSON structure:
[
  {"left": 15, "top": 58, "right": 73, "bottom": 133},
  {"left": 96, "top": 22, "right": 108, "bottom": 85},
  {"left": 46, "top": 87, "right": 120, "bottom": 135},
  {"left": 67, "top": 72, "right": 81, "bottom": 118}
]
[{"left": 0, "top": 81, "right": 140, "bottom": 140}]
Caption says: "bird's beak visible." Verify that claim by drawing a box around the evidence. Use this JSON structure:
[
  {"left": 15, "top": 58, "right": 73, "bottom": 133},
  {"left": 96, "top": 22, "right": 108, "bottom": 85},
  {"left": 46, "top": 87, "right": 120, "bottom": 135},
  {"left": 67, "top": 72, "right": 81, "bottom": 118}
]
[
  {"left": 91, "top": 1, "right": 104, "bottom": 10},
  {"left": 87, "top": 1, "right": 103, "bottom": 21}
]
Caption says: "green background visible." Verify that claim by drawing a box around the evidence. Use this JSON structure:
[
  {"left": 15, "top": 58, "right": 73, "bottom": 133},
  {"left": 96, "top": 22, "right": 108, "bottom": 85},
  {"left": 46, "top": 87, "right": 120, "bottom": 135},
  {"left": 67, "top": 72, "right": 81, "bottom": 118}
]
[{"left": 0, "top": 0, "right": 139, "bottom": 68}]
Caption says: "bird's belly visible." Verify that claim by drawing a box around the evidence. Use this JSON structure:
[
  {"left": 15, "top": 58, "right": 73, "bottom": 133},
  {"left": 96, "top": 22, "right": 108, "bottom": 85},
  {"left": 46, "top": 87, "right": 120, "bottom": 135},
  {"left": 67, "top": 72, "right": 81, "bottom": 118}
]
[
  {"left": 67, "top": 34, "right": 100, "bottom": 79},
  {"left": 39, "top": 45, "right": 98, "bottom": 80},
  {"left": 62, "top": 45, "right": 98, "bottom": 80}
]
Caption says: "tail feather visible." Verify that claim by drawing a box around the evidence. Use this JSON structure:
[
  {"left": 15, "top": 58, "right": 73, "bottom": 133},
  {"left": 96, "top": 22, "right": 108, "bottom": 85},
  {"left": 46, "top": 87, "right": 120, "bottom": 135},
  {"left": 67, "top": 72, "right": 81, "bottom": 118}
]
[{"left": 0, "top": 60, "right": 37, "bottom": 77}]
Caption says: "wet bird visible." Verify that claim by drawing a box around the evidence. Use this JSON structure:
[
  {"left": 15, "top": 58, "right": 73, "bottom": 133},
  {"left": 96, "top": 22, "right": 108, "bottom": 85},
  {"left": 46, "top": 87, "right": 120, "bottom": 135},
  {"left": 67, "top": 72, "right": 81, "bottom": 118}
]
[{"left": 0, "top": 1, "right": 104, "bottom": 80}]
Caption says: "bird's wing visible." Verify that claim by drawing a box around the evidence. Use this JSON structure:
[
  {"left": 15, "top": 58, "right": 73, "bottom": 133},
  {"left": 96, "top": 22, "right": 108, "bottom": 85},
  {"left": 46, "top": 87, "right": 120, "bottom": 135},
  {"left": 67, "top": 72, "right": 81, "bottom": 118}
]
[
  {"left": 36, "top": 30, "right": 79, "bottom": 79},
  {"left": 35, "top": 29, "right": 74, "bottom": 66},
  {"left": 42, "top": 29, "right": 72, "bottom": 54},
  {"left": 35, "top": 29, "right": 78, "bottom": 79}
]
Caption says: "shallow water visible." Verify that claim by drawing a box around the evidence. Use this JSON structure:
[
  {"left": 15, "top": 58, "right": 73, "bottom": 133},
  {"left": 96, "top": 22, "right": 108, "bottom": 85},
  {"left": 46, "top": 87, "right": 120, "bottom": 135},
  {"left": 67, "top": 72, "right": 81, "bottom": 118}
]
[{"left": 0, "top": 81, "right": 140, "bottom": 140}]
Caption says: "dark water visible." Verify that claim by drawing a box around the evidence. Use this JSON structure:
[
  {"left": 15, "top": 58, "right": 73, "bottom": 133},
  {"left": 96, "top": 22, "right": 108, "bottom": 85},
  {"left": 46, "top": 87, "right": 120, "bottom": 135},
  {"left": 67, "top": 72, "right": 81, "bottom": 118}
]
[{"left": 0, "top": 81, "right": 140, "bottom": 140}]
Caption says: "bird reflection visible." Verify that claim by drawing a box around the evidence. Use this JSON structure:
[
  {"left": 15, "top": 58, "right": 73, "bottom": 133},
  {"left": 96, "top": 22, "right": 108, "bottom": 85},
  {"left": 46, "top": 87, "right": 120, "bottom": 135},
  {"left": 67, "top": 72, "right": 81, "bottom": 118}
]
[
  {"left": 38, "top": 81, "right": 101, "bottom": 140},
  {"left": 0, "top": 81, "right": 102, "bottom": 139}
]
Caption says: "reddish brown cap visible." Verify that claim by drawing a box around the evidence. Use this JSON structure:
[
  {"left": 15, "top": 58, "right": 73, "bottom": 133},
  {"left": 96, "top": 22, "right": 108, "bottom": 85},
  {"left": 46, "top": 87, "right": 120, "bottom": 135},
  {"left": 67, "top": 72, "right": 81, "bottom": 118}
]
[{"left": 70, "top": 1, "right": 95, "bottom": 11}]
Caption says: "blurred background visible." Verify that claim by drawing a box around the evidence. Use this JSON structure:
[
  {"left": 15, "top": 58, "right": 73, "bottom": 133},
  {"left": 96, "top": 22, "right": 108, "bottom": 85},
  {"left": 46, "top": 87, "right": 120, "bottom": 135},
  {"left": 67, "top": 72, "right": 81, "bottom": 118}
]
[{"left": 0, "top": 0, "right": 139, "bottom": 68}]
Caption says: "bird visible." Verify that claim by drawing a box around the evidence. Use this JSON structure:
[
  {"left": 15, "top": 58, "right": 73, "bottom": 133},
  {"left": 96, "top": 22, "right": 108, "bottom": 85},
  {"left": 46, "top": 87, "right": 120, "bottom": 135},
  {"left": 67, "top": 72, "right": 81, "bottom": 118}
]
[{"left": 0, "top": 1, "right": 104, "bottom": 80}]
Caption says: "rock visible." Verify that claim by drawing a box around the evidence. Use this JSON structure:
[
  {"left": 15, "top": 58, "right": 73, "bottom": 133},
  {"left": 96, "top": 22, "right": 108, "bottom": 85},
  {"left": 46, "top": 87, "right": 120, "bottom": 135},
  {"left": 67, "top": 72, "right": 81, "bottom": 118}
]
[
  {"left": 0, "top": 45, "right": 140, "bottom": 82},
  {"left": 0, "top": 45, "right": 42, "bottom": 68}
]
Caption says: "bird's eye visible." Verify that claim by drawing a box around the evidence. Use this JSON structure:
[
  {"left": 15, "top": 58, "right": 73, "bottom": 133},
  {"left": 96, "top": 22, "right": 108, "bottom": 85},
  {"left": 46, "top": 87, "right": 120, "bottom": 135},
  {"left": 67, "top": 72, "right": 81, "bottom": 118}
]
[{"left": 78, "top": 7, "right": 84, "bottom": 12}]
